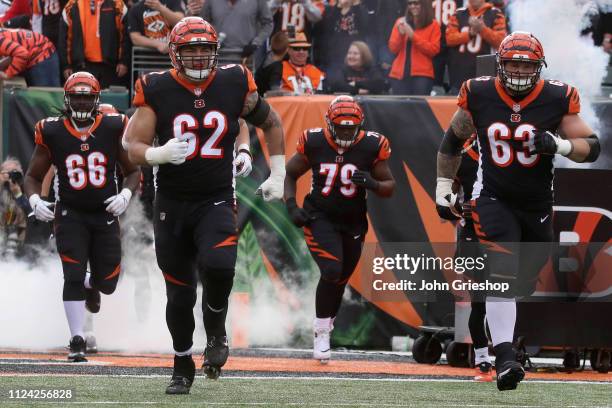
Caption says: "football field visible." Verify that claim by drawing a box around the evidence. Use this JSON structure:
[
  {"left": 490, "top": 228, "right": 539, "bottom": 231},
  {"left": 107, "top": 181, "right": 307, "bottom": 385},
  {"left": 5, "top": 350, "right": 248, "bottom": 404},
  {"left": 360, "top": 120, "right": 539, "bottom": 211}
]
[{"left": 1, "top": 349, "right": 610, "bottom": 407}]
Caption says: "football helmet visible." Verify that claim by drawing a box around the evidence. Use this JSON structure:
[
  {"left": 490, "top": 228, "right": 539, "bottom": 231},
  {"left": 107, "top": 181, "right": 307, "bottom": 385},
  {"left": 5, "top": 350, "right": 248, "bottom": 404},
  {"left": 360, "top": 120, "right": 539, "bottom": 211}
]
[
  {"left": 98, "top": 103, "right": 118, "bottom": 115},
  {"left": 496, "top": 31, "right": 547, "bottom": 95},
  {"left": 169, "top": 17, "right": 219, "bottom": 81},
  {"left": 325, "top": 95, "right": 364, "bottom": 148},
  {"left": 64, "top": 71, "right": 101, "bottom": 121}
]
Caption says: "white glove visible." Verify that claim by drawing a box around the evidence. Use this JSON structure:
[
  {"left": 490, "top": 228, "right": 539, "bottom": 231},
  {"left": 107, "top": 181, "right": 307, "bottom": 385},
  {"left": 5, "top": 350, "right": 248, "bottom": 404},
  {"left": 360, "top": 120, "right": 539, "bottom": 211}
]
[
  {"left": 145, "top": 138, "right": 189, "bottom": 165},
  {"left": 104, "top": 188, "right": 132, "bottom": 217},
  {"left": 29, "top": 194, "right": 55, "bottom": 222},
  {"left": 258, "top": 154, "right": 285, "bottom": 201},
  {"left": 233, "top": 144, "right": 253, "bottom": 178},
  {"left": 435, "top": 177, "right": 462, "bottom": 219}
]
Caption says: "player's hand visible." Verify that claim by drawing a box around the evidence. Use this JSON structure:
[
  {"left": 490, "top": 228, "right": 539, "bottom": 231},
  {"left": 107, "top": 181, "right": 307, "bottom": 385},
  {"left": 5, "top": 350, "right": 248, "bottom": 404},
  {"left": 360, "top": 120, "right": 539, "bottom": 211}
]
[
  {"left": 233, "top": 149, "right": 253, "bottom": 178},
  {"left": 531, "top": 130, "right": 572, "bottom": 156},
  {"left": 104, "top": 188, "right": 132, "bottom": 217},
  {"left": 29, "top": 194, "right": 55, "bottom": 222},
  {"left": 350, "top": 170, "right": 379, "bottom": 191},
  {"left": 285, "top": 197, "right": 313, "bottom": 227},
  {"left": 257, "top": 155, "right": 285, "bottom": 201},
  {"left": 145, "top": 138, "right": 189, "bottom": 165},
  {"left": 435, "top": 177, "right": 462, "bottom": 221}
]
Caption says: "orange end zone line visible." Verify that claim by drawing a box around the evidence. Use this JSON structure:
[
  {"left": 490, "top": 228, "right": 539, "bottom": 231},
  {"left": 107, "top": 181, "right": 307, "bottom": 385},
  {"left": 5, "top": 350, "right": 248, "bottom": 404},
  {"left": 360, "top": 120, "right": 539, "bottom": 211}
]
[{"left": 2, "top": 353, "right": 611, "bottom": 382}]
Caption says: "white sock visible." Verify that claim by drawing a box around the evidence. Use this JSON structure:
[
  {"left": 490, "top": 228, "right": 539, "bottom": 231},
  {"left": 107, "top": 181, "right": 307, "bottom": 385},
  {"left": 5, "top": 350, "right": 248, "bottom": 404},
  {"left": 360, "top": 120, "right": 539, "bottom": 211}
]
[
  {"left": 474, "top": 347, "right": 491, "bottom": 365},
  {"left": 84, "top": 272, "right": 92, "bottom": 289},
  {"left": 83, "top": 312, "right": 94, "bottom": 335},
  {"left": 314, "top": 317, "right": 332, "bottom": 332},
  {"left": 63, "top": 300, "right": 86, "bottom": 339},
  {"left": 485, "top": 297, "right": 516, "bottom": 347},
  {"left": 175, "top": 348, "right": 192, "bottom": 357}
]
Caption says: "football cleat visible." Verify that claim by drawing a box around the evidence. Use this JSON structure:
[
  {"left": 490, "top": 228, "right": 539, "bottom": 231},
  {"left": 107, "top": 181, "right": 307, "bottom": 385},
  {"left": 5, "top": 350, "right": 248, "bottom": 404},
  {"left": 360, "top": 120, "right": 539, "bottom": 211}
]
[
  {"left": 85, "top": 287, "right": 101, "bottom": 314},
  {"left": 202, "top": 336, "right": 229, "bottom": 379},
  {"left": 85, "top": 335, "right": 98, "bottom": 354},
  {"left": 313, "top": 320, "right": 332, "bottom": 363},
  {"left": 496, "top": 360, "right": 525, "bottom": 391},
  {"left": 474, "top": 362, "right": 493, "bottom": 382},
  {"left": 68, "top": 335, "right": 87, "bottom": 362},
  {"left": 166, "top": 355, "right": 195, "bottom": 395}
]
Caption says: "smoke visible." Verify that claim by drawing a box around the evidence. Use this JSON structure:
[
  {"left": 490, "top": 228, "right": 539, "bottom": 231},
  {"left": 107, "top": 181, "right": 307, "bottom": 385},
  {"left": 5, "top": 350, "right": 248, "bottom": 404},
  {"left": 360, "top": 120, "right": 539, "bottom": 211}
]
[
  {"left": 508, "top": 0, "right": 610, "bottom": 133},
  {"left": 0, "top": 200, "right": 319, "bottom": 352}
]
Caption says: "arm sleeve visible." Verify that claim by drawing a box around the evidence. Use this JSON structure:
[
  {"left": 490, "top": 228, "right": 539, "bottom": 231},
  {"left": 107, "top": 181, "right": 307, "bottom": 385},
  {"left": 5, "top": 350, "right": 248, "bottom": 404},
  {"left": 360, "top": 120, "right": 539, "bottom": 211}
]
[
  {"left": 412, "top": 21, "right": 441, "bottom": 58},
  {"left": 480, "top": 10, "right": 507, "bottom": 48},
  {"left": 566, "top": 85, "right": 581, "bottom": 114},
  {"left": 375, "top": 135, "right": 391, "bottom": 163},
  {"left": 387, "top": 19, "right": 404, "bottom": 55},
  {"left": 445, "top": 14, "right": 469, "bottom": 46},
  {"left": 127, "top": 6, "right": 144, "bottom": 34},
  {"left": 1, "top": 38, "right": 29, "bottom": 77},
  {"left": 457, "top": 80, "right": 471, "bottom": 113}
]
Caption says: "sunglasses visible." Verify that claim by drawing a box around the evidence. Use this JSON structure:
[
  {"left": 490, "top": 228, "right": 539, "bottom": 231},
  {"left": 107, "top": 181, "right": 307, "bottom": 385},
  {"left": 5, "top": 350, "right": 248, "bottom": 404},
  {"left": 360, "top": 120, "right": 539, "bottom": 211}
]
[{"left": 291, "top": 47, "right": 310, "bottom": 51}]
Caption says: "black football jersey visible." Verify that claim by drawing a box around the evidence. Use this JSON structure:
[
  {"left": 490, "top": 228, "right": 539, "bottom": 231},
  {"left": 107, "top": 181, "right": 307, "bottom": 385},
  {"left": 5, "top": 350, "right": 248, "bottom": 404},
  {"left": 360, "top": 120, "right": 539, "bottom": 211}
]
[
  {"left": 34, "top": 113, "right": 127, "bottom": 211},
  {"left": 133, "top": 66, "right": 257, "bottom": 201},
  {"left": 297, "top": 128, "right": 391, "bottom": 221},
  {"left": 458, "top": 76, "right": 581, "bottom": 206}
]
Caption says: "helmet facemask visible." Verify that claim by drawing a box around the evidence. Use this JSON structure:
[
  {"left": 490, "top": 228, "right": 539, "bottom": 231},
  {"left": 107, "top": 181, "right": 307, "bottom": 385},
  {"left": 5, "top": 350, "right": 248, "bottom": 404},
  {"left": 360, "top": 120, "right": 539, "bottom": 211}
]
[
  {"left": 328, "top": 121, "right": 361, "bottom": 148},
  {"left": 498, "top": 57, "right": 544, "bottom": 96},
  {"left": 173, "top": 42, "right": 218, "bottom": 81},
  {"left": 64, "top": 88, "right": 99, "bottom": 121}
]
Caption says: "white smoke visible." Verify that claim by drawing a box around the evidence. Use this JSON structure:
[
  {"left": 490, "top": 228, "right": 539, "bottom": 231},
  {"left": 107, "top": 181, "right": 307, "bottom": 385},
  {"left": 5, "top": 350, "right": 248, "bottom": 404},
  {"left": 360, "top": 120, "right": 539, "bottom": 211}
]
[
  {"left": 508, "top": 0, "right": 610, "bottom": 133},
  {"left": 0, "top": 200, "right": 319, "bottom": 352}
]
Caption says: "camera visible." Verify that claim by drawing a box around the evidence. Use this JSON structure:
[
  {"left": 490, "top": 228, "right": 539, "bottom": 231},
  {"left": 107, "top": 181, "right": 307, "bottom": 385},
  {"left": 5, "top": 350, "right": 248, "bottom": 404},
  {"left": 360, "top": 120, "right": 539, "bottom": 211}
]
[{"left": 8, "top": 170, "right": 23, "bottom": 184}]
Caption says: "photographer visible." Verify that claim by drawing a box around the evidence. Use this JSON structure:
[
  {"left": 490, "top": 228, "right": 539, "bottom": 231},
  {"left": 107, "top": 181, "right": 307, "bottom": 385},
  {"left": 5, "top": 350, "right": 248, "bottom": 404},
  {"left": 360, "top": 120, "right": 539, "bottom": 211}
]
[{"left": 0, "top": 156, "right": 30, "bottom": 256}]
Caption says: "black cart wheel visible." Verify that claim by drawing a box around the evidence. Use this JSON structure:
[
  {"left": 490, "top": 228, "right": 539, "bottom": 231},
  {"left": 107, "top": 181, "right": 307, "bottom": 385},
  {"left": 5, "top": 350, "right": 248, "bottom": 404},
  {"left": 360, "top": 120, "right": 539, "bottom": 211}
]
[
  {"left": 446, "top": 341, "right": 473, "bottom": 368},
  {"left": 412, "top": 334, "right": 443, "bottom": 364},
  {"left": 590, "top": 349, "right": 611, "bottom": 373},
  {"left": 562, "top": 349, "right": 581, "bottom": 371}
]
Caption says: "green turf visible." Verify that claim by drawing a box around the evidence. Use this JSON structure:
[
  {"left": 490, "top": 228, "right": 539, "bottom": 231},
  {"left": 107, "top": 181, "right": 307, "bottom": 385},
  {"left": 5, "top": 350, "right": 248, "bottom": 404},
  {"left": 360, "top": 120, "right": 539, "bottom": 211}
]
[{"left": 0, "top": 376, "right": 610, "bottom": 407}]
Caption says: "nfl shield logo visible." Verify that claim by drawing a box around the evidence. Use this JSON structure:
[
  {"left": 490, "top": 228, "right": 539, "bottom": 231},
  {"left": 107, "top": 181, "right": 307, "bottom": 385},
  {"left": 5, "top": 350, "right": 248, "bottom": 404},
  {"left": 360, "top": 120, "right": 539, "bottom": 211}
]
[
  {"left": 511, "top": 114, "right": 521, "bottom": 123},
  {"left": 194, "top": 88, "right": 202, "bottom": 96},
  {"left": 512, "top": 103, "right": 521, "bottom": 113},
  {"left": 160, "top": 212, "right": 166, "bottom": 221}
]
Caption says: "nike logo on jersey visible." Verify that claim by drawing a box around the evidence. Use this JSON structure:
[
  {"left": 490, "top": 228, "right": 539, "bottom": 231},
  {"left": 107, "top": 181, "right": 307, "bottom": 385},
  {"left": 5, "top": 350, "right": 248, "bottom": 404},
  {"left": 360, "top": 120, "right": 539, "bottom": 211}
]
[
  {"left": 353, "top": 235, "right": 361, "bottom": 240},
  {"left": 214, "top": 201, "right": 225, "bottom": 206},
  {"left": 540, "top": 215, "right": 549, "bottom": 223},
  {"left": 107, "top": 220, "right": 115, "bottom": 225}
]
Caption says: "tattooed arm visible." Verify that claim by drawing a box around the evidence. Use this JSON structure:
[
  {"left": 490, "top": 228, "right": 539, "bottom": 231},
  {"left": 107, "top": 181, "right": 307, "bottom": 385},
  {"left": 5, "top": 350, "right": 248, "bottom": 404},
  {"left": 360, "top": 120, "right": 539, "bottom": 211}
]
[
  {"left": 242, "top": 91, "right": 286, "bottom": 200},
  {"left": 435, "top": 108, "right": 476, "bottom": 220}
]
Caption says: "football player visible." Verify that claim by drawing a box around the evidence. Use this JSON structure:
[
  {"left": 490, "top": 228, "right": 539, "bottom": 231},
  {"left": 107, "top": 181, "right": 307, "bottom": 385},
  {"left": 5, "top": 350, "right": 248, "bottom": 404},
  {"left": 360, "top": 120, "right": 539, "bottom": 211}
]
[
  {"left": 436, "top": 32, "right": 600, "bottom": 391},
  {"left": 122, "top": 17, "right": 285, "bottom": 394},
  {"left": 24, "top": 71, "right": 140, "bottom": 362},
  {"left": 284, "top": 96, "right": 395, "bottom": 363}
]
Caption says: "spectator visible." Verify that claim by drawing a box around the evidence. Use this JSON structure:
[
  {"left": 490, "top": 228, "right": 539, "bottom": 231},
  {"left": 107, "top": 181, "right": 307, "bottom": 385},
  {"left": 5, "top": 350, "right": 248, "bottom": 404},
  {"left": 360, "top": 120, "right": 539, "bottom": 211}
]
[
  {"left": 388, "top": 0, "right": 440, "bottom": 95},
  {"left": 269, "top": 0, "right": 324, "bottom": 42},
  {"left": 32, "top": 0, "right": 70, "bottom": 47},
  {"left": 255, "top": 30, "right": 289, "bottom": 95},
  {"left": 431, "top": 0, "right": 462, "bottom": 94},
  {"left": 312, "top": 0, "right": 370, "bottom": 72},
  {"left": 446, "top": 0, "right": 506, "bottom": 94},
  {"left": 58, "top": 0, "right": 130, "bottom": 88},
  {"left": 200, "top": 0, "right": 273, "bottom": 66},
  {"left": 281, "top": 31, "right": 324, "bottom": 94},
  {"left": 0, "top": 157, "right": 29, "bottom": 257},
  {"left": 129, "top": 0, "right": 185, "bottom": 54},
  {"left": 325, "top": 40, "right": 388, "bottom": 95},
  {"left": 360, "top": 0, "right": 404, "bottom": 75},
  {"left": 0, "top": 28, "right": 60, "bottom": 86}
]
